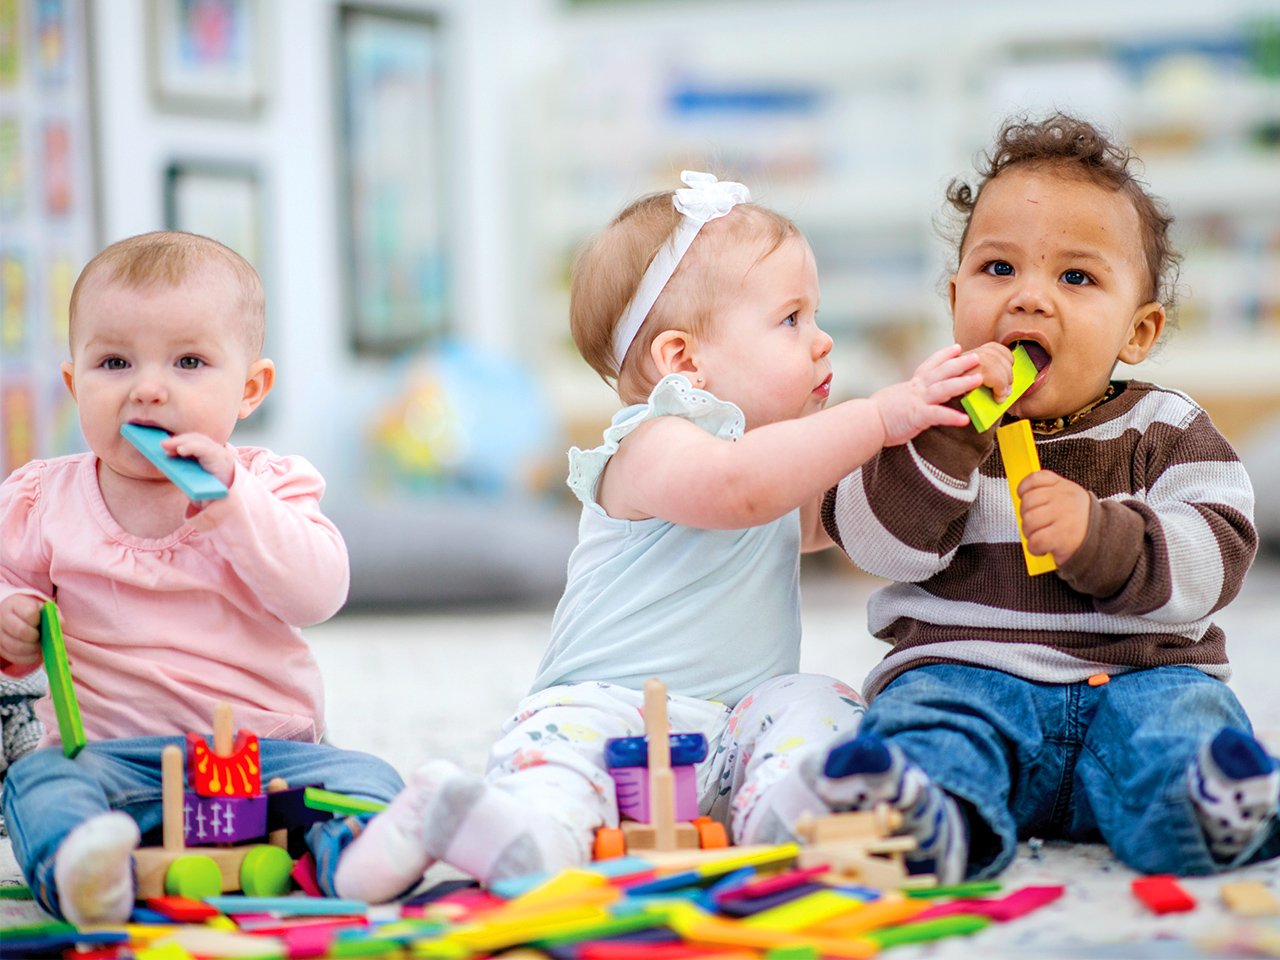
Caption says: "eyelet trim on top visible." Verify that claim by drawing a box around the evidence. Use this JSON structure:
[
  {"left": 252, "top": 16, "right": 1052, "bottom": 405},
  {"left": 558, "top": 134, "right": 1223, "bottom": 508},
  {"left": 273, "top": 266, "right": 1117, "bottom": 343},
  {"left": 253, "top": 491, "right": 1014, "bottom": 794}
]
[{"left": 566, "top": 374, "right": 745, "bottom": 509}]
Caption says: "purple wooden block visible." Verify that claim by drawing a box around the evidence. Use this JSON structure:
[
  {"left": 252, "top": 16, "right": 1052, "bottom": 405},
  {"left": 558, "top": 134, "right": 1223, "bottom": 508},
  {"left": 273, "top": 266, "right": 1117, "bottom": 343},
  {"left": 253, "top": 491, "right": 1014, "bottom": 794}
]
[
  {"left": 183, "top": 793, "right": 267, "bottom": 845},
  {"left": 611, "top": 765, "right": 698, "bottom": 822}
]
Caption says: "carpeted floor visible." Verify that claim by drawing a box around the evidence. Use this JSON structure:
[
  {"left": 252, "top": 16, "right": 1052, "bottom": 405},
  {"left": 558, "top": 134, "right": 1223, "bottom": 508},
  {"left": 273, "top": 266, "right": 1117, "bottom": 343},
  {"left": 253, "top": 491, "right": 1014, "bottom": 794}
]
[{"left": 3, "top": 558, "right": 1279, "bottom": 957}]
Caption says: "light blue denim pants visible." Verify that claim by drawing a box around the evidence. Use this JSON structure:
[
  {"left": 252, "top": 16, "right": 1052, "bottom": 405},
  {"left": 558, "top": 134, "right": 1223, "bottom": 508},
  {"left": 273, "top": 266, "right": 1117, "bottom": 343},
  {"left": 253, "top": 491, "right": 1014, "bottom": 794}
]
[
  {"left": 859, "top": 663, "right": 1280, "bottom": 877},
  {"left": 2, "top": 737, "right": 404, "bottom": 918}
]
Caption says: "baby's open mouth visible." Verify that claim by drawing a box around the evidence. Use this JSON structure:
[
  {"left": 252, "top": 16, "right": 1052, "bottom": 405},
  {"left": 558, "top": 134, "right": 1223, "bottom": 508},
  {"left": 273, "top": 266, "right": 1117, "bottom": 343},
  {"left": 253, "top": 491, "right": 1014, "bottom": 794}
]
[{"left": 1012, "top": 339, "right": 1052, "bottom": 373}]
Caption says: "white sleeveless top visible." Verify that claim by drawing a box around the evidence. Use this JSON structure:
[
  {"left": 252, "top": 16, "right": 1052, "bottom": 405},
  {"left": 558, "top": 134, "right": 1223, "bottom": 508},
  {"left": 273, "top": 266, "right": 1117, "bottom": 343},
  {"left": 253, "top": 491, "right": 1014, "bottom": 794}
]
[{"left": 532, "top": 375, "right": 802, "bottom": 707}]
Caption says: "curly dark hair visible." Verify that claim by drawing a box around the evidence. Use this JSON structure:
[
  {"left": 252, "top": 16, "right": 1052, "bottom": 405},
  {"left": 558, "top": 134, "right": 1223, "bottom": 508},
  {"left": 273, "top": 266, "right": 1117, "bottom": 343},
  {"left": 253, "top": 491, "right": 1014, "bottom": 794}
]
[{"left": 945, "top": 112, "right": 1181, "bottom": 311}]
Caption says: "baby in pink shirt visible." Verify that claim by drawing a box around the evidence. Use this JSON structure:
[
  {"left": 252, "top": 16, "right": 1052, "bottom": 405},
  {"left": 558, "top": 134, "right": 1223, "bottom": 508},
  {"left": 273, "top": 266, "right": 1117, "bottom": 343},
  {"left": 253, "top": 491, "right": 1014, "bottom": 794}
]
[{"left": 0, "top": 232, "right": 402, "bottom": 923}]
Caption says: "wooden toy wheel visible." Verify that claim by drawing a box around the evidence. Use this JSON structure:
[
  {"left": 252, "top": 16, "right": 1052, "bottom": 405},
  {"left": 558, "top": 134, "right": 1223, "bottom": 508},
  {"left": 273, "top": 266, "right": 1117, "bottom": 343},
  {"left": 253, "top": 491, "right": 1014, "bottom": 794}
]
[
  {"left": 692, "top": 816, "right": 728, "bottom": 849},
  {"left": 593, "top": 826, "right": 627, "bottom": 860},
  {"left": 165, "top": 854, "right": 222, "bottom": 899},
  {"left": 240, "top": 844, "right": 294, "bottom": 896}
]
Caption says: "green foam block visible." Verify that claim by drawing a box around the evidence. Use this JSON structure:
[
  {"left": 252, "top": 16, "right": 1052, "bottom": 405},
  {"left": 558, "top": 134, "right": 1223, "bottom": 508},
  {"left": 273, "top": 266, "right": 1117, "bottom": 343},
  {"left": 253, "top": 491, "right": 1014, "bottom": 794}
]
[
  {"left": 40, "top": 600, "right": 85, "bottom": 758},
  {"left": 960, "top": 343, "right": 1039, "bottom": 432},
  {"left": 304, "top": 786, "right": 387, "bottom": 816}
]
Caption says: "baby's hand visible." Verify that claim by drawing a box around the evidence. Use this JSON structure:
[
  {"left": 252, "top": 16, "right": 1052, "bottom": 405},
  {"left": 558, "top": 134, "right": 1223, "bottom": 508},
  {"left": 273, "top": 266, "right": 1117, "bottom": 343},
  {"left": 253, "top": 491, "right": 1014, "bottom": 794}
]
[
  {"left": 162, "top": 433, "right": 236, "bottom": 490},
  {"left": 1018, "top": 470, "right": 1091, "bottom": 565},
  {"left": 968, "top": 341, "right": 1016, "bottom": 403},
  {"left": 0, "top": 594, "right": 44, "bottom": 666},
  {"left": 871, "top": 344, "right": 982, "bottom": 446}
]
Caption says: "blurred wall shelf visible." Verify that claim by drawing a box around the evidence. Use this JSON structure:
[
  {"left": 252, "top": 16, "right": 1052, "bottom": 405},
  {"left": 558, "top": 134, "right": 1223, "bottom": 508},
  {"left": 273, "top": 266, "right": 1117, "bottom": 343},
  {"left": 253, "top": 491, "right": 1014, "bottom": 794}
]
[{"left": 525, "top": 1, "right": 1280, "bottom": 445}]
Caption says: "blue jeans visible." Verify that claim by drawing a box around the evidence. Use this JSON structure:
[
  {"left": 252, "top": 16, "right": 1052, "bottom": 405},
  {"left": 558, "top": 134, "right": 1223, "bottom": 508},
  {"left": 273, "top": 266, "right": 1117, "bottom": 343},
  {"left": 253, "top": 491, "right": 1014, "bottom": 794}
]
[
  {"left": 2, "top": 737, "right": 404, "bottom": 918},
  {"left": 860, "top": 663, "right": 1280, "bottom": 878}
]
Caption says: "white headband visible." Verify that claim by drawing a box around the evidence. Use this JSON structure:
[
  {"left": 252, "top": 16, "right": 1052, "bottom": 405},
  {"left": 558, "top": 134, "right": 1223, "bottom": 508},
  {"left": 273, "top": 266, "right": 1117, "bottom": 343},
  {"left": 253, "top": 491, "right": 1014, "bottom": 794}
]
[{"left": 611, "top": 170, "right": 751, "bottom": 370}]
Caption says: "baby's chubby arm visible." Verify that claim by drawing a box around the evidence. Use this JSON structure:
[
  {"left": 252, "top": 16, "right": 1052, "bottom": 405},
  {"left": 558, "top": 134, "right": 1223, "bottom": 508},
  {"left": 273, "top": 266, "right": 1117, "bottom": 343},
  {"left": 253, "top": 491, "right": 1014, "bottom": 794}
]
[
  {"left": 0, "top": 461, "right": 55, "bottom": 674},
  {"left": 185, "top": 452, "right": 350, "bottom": 627},
  {"left": 606, "top": 346, "right": 979, "bottom": 531},
  {"left": 1050, "top": 411, "right": 1256, "bottom": 620}
]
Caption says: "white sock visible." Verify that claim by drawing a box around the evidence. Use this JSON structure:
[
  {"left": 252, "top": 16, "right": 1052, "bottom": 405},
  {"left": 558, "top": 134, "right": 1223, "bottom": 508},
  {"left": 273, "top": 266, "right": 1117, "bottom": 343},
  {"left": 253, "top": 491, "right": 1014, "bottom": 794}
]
[
  {"left": 819, "top": 734, "right": 968, "bottom": 884},
  {"left": 419, "top": 761, "right": 583, "bottom": 884},
  {"left": 1189, "top": 727, "right": 1280, "bottom": 862},
  {"left": 54, "top": 812, "right": 139, "bottom": 926},
  {"left": 334, "top": 761, "right": 443, "bottom": 903}
]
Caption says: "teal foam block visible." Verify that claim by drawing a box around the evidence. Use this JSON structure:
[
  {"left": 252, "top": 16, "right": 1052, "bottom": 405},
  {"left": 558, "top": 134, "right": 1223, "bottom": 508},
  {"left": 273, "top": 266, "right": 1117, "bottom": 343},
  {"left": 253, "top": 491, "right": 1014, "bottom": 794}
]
[{"left": 120, "top": 423, "right": 228, "bottom": 500}]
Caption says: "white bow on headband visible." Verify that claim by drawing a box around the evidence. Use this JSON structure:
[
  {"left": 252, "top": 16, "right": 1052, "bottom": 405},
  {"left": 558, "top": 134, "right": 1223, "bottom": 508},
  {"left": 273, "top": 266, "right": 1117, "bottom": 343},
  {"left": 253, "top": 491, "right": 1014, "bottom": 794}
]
[{"left": 611, "top": 170, "right": 751, "bottom": 370}]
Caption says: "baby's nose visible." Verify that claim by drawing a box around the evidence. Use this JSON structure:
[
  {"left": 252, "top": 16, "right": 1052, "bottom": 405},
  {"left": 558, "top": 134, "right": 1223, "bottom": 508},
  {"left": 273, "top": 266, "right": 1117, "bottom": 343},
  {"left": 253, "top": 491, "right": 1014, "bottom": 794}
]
[{"left": 130, "top": 375, "right": 168, "bottom": 403}]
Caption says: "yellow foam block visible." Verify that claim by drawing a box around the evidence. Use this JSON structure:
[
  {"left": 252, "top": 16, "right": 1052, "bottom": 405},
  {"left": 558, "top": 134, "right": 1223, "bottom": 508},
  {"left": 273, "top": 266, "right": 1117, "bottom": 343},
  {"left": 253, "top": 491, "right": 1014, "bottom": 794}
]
[
  {"left": 504, "top": 868, "right": 610, "bottom": 910},
  {"left": 961, "top": 344, "right": 1039, "bottom": 432},
  {"left": 447, "top": 903, "right": 612, "bottom": 951},
  {"left": 996, "top": 419, "right": 1056, "bottom": 576},
  {"left": 1220, "top": 881, "right": 1280, "bottom": 916},
  {"left": 488, "top": 885, "right": 620, "bottom": 924},
  {"left": 690, "top": 843, "right": 801, "bottom": 876},
  {"left": 134, "top": 942, "right": 197, "bottom": 960},
  {"left": 806, "top": 895, "right": 928, "bottom": 937},
  {"left": 743, "top": 888, "right": 864, "bottom": 931}
]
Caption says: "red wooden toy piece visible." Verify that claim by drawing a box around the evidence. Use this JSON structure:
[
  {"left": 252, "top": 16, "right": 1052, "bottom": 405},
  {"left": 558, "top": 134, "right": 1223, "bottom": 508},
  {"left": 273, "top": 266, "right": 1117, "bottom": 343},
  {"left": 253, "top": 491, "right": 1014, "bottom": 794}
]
[
  {"left": 187, "top": 702, "right": 261, "bottom": 798},
  {"left": 146, "top": 894, "right": 221, "bottom": 922},
  {"left": 1132, "top": 875, "right": 1196, "bottom": 914}
]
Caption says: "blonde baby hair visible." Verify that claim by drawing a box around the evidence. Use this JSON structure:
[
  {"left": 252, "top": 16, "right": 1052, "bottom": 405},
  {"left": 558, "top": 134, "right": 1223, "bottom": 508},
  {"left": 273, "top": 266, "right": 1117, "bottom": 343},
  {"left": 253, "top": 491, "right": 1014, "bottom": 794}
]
[
  {"left": 69, "top": 231, "right": 266, "bottom": 357},
  {"left": 571, "top": 188, "right": 799, "bottom": 405}
]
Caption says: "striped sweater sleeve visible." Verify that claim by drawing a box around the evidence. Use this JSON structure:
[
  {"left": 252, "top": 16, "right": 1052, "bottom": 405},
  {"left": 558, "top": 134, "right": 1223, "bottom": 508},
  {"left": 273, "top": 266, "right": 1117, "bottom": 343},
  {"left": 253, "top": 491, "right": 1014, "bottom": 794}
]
[
  {"left": 1063, "top": 403, "right": 1256, "bottom": 622},
  {"left": 822, "top": 421, "right": 995, "bottom": 582}
]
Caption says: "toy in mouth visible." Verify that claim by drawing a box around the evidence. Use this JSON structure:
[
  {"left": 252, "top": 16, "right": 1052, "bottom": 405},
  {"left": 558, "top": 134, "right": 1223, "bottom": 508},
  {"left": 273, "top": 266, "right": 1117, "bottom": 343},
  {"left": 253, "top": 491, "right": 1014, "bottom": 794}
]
[
  {"left": 1012, "top": 339, "right": 1051, "bottom": 373},
  {"left": 120, "top": 422, "right": 228, "bottom": 501},
  {"left": 961, "top": 343, "right": 1044, "bottom": 432}
]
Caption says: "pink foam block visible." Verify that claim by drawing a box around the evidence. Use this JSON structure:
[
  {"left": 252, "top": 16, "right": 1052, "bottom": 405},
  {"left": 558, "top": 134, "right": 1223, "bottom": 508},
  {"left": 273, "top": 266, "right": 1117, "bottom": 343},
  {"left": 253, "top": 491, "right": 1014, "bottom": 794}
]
[
  {"left": 291, "top": 852, "right": 323, "bottom": 897},
  {"left": 610, "top": 765, "right": 699, "bottom": 822},
  {"left": 917, "top": 884, "right": 1065, "bottom": 922}
]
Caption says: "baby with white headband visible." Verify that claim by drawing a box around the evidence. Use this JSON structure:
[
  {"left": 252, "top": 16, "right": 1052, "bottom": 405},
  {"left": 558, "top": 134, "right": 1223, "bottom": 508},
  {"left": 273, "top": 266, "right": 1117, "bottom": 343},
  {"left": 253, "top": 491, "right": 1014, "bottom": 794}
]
[{"left": 336, "top": 171, "right": 983, "bottom": 899}]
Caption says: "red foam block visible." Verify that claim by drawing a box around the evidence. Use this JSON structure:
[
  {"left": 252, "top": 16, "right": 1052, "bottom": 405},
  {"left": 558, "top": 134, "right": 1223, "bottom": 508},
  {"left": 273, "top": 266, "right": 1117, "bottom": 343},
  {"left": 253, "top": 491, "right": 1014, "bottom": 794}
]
[{"left": 1132, "top": 875, "right": 1196, "bottom": 914}]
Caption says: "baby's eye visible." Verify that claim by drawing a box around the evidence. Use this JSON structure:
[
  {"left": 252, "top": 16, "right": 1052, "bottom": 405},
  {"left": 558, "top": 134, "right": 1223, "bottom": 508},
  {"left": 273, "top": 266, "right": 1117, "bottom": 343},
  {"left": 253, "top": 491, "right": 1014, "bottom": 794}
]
[
  {"left": 177, "top": 356, "right": 204, "bottom": 370},
  {"left": 982, "top": 261, "right": 1014, "bottom": 277},
  {"left": 1061, "top": 269, "right": 1092, "bottom": 286},
  {"left": 100, "top": 357, "right": 127, "bottom": 371},
  {"left": 782, "top": 312, "right": 798, "bottom": 328}
]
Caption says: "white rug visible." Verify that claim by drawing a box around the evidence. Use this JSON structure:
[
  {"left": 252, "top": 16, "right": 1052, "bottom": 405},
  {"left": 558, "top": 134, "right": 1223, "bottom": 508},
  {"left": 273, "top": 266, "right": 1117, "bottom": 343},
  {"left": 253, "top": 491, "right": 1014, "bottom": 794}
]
[{"left": 4, "top": 559, "right": 1280, "bottom": 957}]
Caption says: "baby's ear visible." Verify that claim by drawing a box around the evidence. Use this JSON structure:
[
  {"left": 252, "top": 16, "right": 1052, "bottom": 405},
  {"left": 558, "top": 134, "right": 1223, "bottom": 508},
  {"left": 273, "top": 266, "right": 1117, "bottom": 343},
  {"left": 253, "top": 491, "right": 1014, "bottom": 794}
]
[
  {"left": 61, "top": 361, "right": 77, "bottom": 399},
  {"left": 239, "top": 358, "right": 276, "bottom": 419},
  {"left": 650, "top": 330, "right": 699, "bottom": 378},
  {"left": 1118, "top": 302, "right": 1166, "bottom": 365}
]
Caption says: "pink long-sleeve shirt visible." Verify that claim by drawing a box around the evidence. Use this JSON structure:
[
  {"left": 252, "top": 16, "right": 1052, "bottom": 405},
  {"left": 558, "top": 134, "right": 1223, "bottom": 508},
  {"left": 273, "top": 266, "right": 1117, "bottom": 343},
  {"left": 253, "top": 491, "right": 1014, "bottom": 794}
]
[{"left": 0, "top": 447, "right": 348, "bottom": 747}]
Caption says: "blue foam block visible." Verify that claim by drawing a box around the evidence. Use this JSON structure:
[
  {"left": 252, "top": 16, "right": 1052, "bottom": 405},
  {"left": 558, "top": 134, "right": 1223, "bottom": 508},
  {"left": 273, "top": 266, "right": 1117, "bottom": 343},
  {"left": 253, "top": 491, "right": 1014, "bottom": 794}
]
[{"left": 120, "top": 423, "right": 228, "bottom": 500}]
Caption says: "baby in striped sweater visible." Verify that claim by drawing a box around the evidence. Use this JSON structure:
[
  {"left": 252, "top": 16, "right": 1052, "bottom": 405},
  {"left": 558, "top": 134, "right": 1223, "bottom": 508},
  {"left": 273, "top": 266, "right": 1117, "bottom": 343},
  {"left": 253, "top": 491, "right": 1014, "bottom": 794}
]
[{"left": 814, "top": 112, "right": 1277, "bottom": 882}]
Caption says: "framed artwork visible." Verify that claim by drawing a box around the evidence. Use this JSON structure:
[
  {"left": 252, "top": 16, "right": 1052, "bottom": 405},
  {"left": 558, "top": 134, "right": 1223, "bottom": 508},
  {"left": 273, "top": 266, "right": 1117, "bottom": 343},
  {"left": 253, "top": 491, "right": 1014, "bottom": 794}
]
[
  {"left": 163, "top": 161, "right": 264, "bottom": 272},
  {"left": 337, "top": 5, "right": 450, "bottom": 354},
  {"left": 148, "top": 0, "right": 264, "bottom": 116}
]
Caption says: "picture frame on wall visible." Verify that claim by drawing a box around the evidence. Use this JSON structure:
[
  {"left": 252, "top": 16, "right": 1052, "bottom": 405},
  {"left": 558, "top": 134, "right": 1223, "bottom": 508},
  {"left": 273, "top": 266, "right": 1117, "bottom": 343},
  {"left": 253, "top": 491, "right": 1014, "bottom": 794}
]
[
  {"left": 148, "top": 0, "right": 265, "bottom": 116},
  {"left": 164, "top": 160, "right": 265, "bottom": 281},
  {"left": 337, "top": 5, "right": 450, "bottom": 354}
]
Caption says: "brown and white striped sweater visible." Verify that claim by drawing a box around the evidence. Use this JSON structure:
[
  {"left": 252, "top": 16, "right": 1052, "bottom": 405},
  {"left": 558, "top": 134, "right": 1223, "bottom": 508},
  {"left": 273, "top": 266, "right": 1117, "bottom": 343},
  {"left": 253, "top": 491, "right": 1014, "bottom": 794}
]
[{"left": 822, "top": 381, "right": 1257, "bottom": 701}]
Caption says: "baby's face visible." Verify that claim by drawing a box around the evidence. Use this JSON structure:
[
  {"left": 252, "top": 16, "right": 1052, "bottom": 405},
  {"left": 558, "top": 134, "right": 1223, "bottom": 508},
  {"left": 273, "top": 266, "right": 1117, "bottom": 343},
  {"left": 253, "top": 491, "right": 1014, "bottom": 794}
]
[
  {"left": 694, "top": 234, "right": 832, "bottom": 430},
  {"left": 949, "top": 167, "right": 1160, "bottom": 420},
  {"left": 63, "top": 265, "right": 260, "bottom": 482}
]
